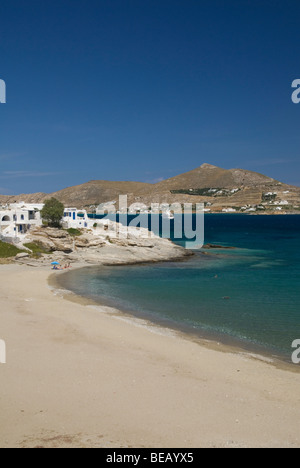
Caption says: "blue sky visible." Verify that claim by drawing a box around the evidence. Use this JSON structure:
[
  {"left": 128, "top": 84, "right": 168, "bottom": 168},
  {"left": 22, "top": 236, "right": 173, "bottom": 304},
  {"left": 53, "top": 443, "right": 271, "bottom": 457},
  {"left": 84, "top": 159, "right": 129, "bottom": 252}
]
[{"left": 0, "top": 0, "right": 300, "bottom": 194}]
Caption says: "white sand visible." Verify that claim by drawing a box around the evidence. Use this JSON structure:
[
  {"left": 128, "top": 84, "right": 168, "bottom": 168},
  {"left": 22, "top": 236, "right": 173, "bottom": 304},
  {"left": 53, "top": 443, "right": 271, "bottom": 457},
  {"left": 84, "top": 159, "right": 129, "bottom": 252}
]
[{"left": 0, "top": 264, "right": 300, "bottom": 448}]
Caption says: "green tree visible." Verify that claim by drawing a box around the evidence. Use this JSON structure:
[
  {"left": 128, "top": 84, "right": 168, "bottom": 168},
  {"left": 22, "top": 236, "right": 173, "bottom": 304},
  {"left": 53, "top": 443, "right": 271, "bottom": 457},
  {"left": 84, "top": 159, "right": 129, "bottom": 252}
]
[{"left": 41, "top": 198, "right": 65, "bottom": 228}]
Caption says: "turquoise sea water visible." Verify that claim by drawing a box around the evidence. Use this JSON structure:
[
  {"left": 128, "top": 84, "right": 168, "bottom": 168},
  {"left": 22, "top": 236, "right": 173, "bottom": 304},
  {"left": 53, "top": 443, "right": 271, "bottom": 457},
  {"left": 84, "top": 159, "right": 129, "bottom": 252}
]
[{"left": 59, "top": 215, "right": 300, "bottom": 360}]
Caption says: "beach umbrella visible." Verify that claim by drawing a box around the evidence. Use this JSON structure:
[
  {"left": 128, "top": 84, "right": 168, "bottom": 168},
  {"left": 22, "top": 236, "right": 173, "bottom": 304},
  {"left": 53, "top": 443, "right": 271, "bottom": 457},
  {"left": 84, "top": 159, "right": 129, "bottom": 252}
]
[{"left": 51, "top": 261, "right": 60, "bottom": 265}]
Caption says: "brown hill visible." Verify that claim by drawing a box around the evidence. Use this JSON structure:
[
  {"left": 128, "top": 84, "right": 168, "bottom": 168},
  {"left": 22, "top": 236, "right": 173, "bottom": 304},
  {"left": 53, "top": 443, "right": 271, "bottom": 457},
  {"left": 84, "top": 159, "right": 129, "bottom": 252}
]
[
  {"left": 155, "top": 163, "right": 277, "bottom": 190},
  {"left": 0, "top": 164, "right": 299, "bottom": 213},
  {"left": 49, "top": 180, "right": 151, "bottom": 207}
]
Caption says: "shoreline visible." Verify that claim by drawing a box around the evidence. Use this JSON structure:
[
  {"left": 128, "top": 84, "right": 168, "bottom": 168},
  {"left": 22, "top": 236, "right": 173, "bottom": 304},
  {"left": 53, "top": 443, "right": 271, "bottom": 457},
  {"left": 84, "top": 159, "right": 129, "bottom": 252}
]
[
  {"left": 50, "top": 265, "right": 296, "bottom": 372},
  {"left": 1, "top": 264, "right": 300, "bottom": 447}
]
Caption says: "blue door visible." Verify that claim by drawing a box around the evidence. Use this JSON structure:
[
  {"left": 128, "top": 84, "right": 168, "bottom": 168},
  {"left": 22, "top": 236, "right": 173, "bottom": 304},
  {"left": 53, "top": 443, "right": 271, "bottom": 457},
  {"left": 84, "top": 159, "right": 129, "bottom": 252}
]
[{"left": 73, "top": 212, "right": 76, "bottom": 220}]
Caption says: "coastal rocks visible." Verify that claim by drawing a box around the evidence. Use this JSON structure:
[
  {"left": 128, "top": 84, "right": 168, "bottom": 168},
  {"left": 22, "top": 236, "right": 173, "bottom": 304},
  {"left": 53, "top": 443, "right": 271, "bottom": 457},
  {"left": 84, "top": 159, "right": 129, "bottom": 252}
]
[
  {"left": 33, "top": 238, "right": 57, "bottom": 251},
  {"left": 108, "top": 237, "right": 151, "bottom": 248},
  {"left": 28, "top": 227, "right": 74, "bottom": 253},
  {"left": 41, "top": 228, "right": 70, "bottom": 239},
  {"left": 74, "top": 233, "right": 106, "bottom": 249},
  {"left": 29, "top": 236, "right": 72, "bottom": 253},
  {"left": 51, "top": 240, "right": 73, "bottom": 253},
  {"left": 24, "top": 223, "right": 191, "bottom": 266},
  {"left": 15, "top": 252, "right": 30, "bottom": 260},
  {"left": 203, "top": 244, "right": 236, "bottom": 250}
]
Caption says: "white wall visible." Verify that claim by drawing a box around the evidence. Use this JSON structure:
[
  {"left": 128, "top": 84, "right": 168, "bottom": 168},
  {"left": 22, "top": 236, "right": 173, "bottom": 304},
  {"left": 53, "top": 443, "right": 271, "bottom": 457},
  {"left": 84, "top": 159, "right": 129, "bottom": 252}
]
[
  {"left": 62, "top": 209, "right": 93, "bottom": 229},
  {"left": 0, "top": 205, "right": 43, "bottom": 238}
]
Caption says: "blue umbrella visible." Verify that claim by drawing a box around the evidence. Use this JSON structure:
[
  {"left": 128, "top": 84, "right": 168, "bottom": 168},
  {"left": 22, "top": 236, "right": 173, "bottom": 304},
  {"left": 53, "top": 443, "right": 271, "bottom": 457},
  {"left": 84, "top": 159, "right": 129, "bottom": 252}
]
[{"left": 51, "top": 261, "right": 60, "bottom": 265}]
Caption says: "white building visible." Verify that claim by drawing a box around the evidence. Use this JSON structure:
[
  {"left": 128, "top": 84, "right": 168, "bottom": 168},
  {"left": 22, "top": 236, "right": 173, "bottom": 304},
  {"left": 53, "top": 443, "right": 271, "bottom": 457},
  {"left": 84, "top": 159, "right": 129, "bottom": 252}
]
[
  {"left": 0, "top": 202, "right": 44, "bottom": 238},
  {"left": 0, "top": 204, "right": 111, "bottom": 241},
  {"left": 222, "top": 208, "right": 237, "bottom": 213},
  {"left": 62, "top": 208, "right": 120, "bottom": 232},
  {"left": 62, "top": 208, "right": 93, "bottom": 229}
]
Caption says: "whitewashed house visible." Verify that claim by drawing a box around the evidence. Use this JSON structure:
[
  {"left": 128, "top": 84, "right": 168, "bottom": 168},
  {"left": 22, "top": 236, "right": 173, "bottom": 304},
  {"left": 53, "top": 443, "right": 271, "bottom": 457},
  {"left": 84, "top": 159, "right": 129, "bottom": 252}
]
[
  {"left": 222, "top": 208, "right": 237, "bottom": 213},
  {"left": 0, "top": 202, "right": 44, "bottom": 239},
  {"left": 62, "top": 208, "right": 92, "bottom": 229},
  {"left": 0, "top": 204, "right": 110, "bottom": 241},
  {"left": 62, "top": 208, "right": 115, "bottom": 232}
]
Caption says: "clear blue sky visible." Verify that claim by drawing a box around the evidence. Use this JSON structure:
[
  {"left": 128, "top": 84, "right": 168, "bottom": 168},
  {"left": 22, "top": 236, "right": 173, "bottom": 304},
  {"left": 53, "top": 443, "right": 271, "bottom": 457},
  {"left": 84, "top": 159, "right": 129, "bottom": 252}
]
[{"left": 0, "top": 0, "right": 300, "bottom": 194}]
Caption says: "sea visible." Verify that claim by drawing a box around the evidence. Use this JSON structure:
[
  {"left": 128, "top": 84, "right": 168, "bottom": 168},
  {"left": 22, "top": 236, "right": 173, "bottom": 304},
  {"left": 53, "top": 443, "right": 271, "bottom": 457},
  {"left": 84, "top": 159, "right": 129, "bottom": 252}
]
[{"left": 58, "top": 214, "right": 300, "bottom": 362}]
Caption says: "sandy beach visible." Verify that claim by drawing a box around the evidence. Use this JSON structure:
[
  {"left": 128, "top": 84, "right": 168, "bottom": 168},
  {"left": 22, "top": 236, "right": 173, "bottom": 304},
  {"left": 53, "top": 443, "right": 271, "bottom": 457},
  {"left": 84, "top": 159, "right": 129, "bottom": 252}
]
[{"left": 0, "top": 264, "right": 300, "bottom": 448}]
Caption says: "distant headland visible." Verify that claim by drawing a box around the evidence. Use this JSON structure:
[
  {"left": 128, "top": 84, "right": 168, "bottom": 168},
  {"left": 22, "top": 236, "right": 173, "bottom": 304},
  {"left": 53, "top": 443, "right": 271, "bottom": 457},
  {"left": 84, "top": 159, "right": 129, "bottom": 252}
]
[{"left": 1, "top": 164, "right": 300, "bottom": 215}]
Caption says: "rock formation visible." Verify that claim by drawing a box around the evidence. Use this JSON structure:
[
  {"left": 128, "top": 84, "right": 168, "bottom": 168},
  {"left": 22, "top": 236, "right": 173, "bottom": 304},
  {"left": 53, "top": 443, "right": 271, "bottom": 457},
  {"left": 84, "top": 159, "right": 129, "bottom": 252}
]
[{"left": 19, "top": 221, "right": 191, "bottom": 266}]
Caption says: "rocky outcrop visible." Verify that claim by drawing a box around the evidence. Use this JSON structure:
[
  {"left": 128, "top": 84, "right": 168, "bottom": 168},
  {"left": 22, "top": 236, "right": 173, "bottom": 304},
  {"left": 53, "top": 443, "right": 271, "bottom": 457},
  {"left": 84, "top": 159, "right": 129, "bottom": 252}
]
[
  {"left": 72, "top": 232, "right": 106, "bottom": 249},
  {"left": 28, "top": 228, "right": 74, "bottom": 253},
  {"left": 23, "top": 223, "right": 191, "bottom": 266},
  {"left": 203, "top": 244, "right": 236, "bottom": 250},
  {"left": 15, "top": 252, "right": 30, "bottom": 260}
]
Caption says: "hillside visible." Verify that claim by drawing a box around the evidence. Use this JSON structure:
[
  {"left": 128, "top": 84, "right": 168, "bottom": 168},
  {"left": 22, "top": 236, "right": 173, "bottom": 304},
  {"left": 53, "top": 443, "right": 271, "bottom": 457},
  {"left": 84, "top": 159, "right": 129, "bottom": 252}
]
[
  {"left": 49, "top": 180, "right": 151, "bottom": 207},
  {"left": 1, "top": 164, "right": 300, "bottom": 214},
  {"left": 155, "top": 164, "right": 277, "bottom": 190}
]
